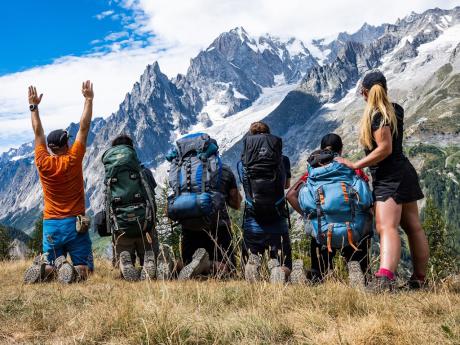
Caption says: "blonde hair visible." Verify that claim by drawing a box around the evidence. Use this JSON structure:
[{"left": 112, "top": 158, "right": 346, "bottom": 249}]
[{"left": 359, "top": 84, "right": 398, "bottom": 150}]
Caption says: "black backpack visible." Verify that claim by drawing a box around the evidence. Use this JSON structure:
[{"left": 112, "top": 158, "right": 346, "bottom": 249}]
[{"left": 240, "top": 133, "right": 287, "bottom": 223}]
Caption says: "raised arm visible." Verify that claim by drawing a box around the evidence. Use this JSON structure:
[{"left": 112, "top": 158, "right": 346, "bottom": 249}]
[
  {"left": 75, "top": 80, "right": 94, "bottom": 146},
  {"left": 28, "top": 86, "right": 46, "bottom": 147}
]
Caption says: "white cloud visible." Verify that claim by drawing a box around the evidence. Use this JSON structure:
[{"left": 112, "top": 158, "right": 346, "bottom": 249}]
[
  {"left": 2, "top": 0, "right": 459, "bottom": 153},
  {"left": 95, "top": 10, "right": 115, "bottom": 20},
  {"left": 0, "top": 43, "right": 193, "bottom": 152},
  {"left": 104, "top": 31, "right": 129, "bottom": 41},
  {"left": 132, "top": 0, "right": 460, "bottom": 46}
]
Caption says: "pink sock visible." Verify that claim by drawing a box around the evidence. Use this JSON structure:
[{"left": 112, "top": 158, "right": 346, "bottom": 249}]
[{"left": 375, "top": 268, "right": 395, "bottom": 281}]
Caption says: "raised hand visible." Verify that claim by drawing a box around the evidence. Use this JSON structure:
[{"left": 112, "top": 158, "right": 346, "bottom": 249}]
[
  {"left": 28, "top": 86, "right": 43, "bottom": 105},
  {"left": 81, "top": 80, "right": 94, "bottom": 100}
]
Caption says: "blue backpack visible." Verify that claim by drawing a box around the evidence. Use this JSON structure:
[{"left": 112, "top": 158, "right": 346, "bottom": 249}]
[
  {"left": 298, "top": 161, "right": 373, "bottom": 251},
  {"left": 166, "top": 133, "right": 224, "bottom": 230}
]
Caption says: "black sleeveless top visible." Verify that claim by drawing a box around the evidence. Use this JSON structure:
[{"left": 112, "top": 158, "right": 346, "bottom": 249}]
[{"left": 365, "top": 103, "right": 407, "bottom": 178}]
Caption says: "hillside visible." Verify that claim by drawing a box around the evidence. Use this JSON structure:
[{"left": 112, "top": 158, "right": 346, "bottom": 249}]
[
  {"left": 0, "top": 260, "right": 459, "bottom": 345},
  {"left": 1, "top": 7, "right": 459, "bottom": 232}
]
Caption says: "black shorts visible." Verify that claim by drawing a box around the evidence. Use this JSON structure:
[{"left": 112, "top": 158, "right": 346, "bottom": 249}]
[
  {"left": 373, "top": 160, "right": 424, "bottom": 204},
  {"left": 242, "top": 231, "right": 292, "bottom": 270},
  {"left": 181, "top": 224, "right": 234, "bottom": 265}
]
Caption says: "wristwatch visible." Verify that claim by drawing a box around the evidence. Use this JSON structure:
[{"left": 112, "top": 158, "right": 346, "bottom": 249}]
[{"left": 29, "top": 104, "right": 38, "bottom": 111}]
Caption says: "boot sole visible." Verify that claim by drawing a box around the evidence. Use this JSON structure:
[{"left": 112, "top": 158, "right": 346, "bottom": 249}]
[
  {"left": 120, "top": 251, "right": 140, "bottom": 282},
  {"left": 178, "top": 248, "right": 209, "bottom": 280}
]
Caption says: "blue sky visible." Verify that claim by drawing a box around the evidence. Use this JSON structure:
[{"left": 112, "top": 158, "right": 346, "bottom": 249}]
[
  {"left": 1, "top": 0, "right": 150, "bottom": 75},
  {"left": 1, "top": 0, "right": 459, "bottom": 153}
]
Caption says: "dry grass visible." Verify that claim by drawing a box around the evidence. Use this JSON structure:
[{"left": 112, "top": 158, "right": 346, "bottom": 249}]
[{"left": 0, "top": 260, "right": 459, "bottom": 345}]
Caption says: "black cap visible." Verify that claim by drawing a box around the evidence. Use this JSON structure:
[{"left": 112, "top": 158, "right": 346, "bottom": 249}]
[
  {"left": 320, "top": 133, "right": 343, "bottom": 153},
  {"left": 47, "top": 129, "right": 69, "bottom": 149},
  {"left": 362, "top": 70, "right": 387, "bottom": 91}
]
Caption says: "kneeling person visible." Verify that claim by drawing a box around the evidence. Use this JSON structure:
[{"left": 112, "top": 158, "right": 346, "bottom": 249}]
[
  {"left": 287, "top": 133, "right": 373, "bottom": 287},
  {"left": 100, "top": 135, "right": 161, "bottom": 281},
  {"left": 238, "top": 122, "right": 292, "bottom": 283},
  {"left": 166, "top": 133, "right": 241, "bottom": 280},
  {"left": 24, "top": 81, "right": 95, "bottom": 284}
]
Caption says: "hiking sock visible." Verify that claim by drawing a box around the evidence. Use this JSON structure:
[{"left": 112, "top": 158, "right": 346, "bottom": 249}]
[
  {"left": 375, "top": 268, "right": 395, "bottom": 281},
  {"left": 54, "top": 256, "right": 77, "bottom": 284},
  {"left": 244, "top": 253, "right": 262, "bottom": 283},
  {"left": 178, "top": 248, "right": 210, "bottom": 280}
]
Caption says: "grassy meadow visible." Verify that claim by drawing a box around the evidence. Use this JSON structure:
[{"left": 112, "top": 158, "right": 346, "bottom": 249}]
[{"left": 0, "top": 259, "right": 459, "bottom": 345}]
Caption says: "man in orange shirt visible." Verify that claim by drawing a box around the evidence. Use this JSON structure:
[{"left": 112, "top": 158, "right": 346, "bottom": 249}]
[{"left": 24, "top": 81, "right": 94, "bottom": 284}]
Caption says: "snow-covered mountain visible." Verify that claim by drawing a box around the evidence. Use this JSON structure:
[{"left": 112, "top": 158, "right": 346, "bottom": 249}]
[{"left": 1, "top": 7, "right": 459, "bottom": 231}]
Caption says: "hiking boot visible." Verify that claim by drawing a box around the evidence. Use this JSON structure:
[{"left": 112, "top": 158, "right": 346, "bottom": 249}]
[
  {"left": 365, "top": 276, "right": 395, "bottom": 293},
  {"left": 119, "top": 251, "right": 140, "bottom": 282},
  {"left": 178, "top": 248, "right": 210, "bottom": 280},
  {"left": 305, "top": 269, "right": 323, "bottom": 284},
  {"left": 140, "top": 250, "right": 156, "bottom": 281},
  {"left": 23, "top": 254, "right": 49, "bottom": 284},
  {"left": 347, "top": 261, "right": 365, "bottom": 290},
  {"left": 55, "top": 255, "right": 77, "bottom": 284},
  {"left": 157, "top": 244, "right": 175, "bottom": 280},
  {"left": 245, "top": 253, "right": 262, "bottom": 283},
  {"left": 268, "top": 258, "right": 286, "bottom": 284},
  {"left": 290, "top": 259, "right": 307, "bottom": 284},
  {"left": 399, "top": 276, "right": 429, "bottom": 291}
]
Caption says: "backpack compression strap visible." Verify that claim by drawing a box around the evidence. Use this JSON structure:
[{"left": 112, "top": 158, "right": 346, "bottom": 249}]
[
  {"left": 327, "top": 224, "right": 333, "bottom": 253},
  {"left": 315, "top": 187, "right": 325, "bottom": 244},
  {"left": 346, "top": 222, "right": 359, "bottom": 251}
]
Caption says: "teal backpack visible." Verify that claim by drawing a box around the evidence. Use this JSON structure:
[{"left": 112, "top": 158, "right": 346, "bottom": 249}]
[
  {"left": 102, "top": 145, "right": 156, "bottom": 238},
  {"left": 299, "top": 161, "right": 373, "bottom": 251}
]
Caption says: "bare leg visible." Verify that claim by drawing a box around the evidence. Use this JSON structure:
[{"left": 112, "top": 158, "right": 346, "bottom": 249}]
[
  {"left": 400, "top": 201, "right": 429, "bottom": 279},
  {"left": 375, "top": 198, "right": 402, "bottom": 273}
]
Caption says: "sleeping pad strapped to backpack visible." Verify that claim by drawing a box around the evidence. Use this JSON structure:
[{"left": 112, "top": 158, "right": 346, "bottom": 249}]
[
  {"left": 299, "top": 161, "right": 373, "bottom": 251},
  {"left": 166, "top": 133, "right": 224, "bottom": 230},
  {"left": 239, "top": 133, "right": 288, "bottom": 223},
  {"left": 102, "top": 144, "right": 156, "bottom": 238}
]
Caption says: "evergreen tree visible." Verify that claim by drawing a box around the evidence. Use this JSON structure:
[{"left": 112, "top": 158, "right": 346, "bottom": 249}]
[
  {"left": 28, "top": 216, "right": 43, "bottom": 255},
  {"left": 422, "top": 198, "right": 459, "bottom": 279},
  {"left": 0, "top": 225, "right": 12, "bottom": 260}
]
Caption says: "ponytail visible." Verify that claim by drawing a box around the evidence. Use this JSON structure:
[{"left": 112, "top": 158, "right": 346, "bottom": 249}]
[{"left": 359, "top": 84, "right": 398, "bottom": 150}]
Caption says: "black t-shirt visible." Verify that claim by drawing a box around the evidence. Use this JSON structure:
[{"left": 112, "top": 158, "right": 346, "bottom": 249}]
[
  {"left": 365, "top": 103, "right": 408, "bottom": 183},
  {"left": 216, "top": 164, "right": 238, "bottom": 225},
  {"left": 282, "top": 155, "right": 292, "bottom": 179}
]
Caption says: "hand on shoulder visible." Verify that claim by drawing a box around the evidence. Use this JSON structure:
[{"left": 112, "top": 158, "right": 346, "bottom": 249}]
[{"left": 334, "top": 157, "right": 356, "bottom": 170}]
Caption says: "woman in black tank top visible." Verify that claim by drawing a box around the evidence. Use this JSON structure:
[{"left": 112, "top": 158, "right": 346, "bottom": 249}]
[{"left": 335, "top": 71, "right": 429, "bottom": 292}]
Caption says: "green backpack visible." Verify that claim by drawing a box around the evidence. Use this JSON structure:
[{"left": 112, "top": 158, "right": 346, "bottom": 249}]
[{"left": 102, "top": 145, "right": 156, "bottom": 238}]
